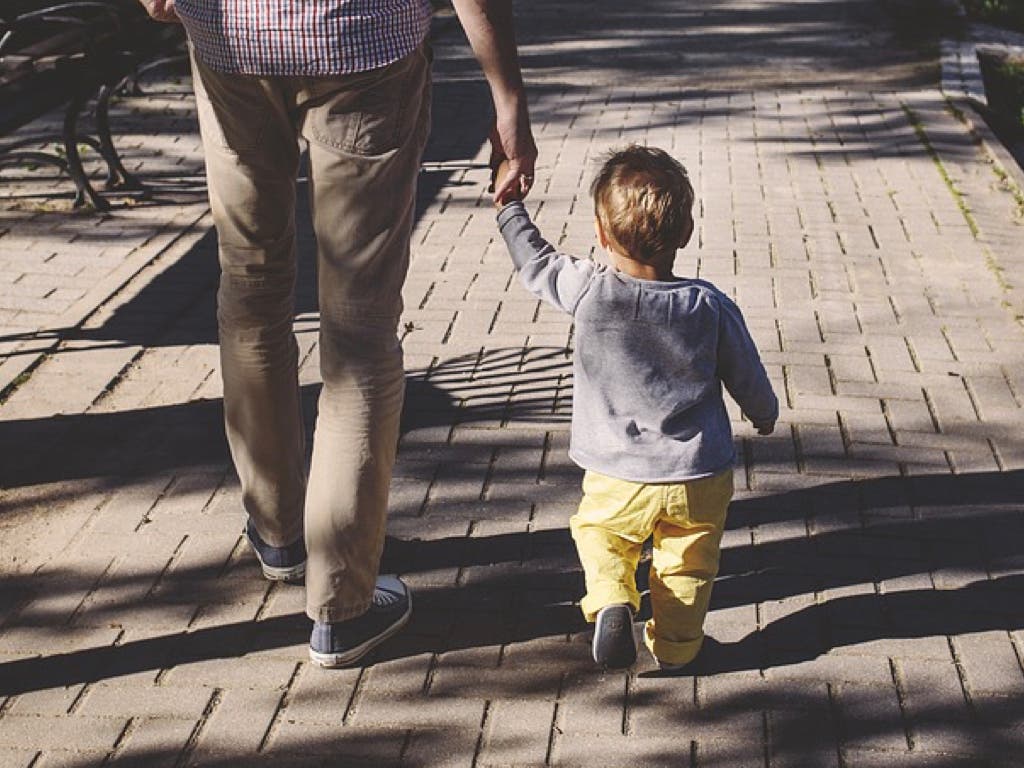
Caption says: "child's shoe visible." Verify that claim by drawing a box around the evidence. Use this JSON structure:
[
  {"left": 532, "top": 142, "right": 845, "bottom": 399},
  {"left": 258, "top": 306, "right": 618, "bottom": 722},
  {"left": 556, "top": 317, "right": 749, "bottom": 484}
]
[{"left": 592, "top": 604, "right": 637, "bottom": 669}]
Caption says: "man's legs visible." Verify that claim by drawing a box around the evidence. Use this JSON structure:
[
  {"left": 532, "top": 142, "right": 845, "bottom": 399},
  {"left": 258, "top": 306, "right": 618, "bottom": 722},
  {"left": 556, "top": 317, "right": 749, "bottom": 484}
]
[
  {"left": 297, "top": 46, "right": 432, "bottom": 622},
  {"left": 190, "top": 55, "right": 306, "bottom": 551}
]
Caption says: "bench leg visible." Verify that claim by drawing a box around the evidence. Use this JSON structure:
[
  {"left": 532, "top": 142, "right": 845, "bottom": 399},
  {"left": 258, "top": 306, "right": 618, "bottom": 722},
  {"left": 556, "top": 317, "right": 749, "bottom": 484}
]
[
  {"left": 96, "top": 83, "right": 146, "bottom": 194},
  {"left": 63, "top": 91, "right": 109, "bottom": 212}
]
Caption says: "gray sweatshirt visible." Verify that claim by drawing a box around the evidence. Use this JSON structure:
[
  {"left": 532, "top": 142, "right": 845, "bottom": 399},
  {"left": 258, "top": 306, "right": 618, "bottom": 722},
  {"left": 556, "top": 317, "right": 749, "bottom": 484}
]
[{"left": 497, "top": 201, "right": 778, "bottom": 483}]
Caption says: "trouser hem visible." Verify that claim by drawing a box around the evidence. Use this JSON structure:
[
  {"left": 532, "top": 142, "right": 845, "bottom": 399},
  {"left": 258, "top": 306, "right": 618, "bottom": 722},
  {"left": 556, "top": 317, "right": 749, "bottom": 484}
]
[
  {"left": 580, "top": 588, "right": 641, "bottom": 623},
  {"left": 308, "top": 600, "right": 372, "bottom": 624},
  {"left": 643, "top": 621, "right": 704, "bottom": 665}
]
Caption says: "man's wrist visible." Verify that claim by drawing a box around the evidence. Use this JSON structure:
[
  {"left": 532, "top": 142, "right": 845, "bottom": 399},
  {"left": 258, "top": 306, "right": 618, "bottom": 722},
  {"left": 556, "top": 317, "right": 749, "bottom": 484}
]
[{"left": 492, "top": 85, "right": 528, "bottom": 115}]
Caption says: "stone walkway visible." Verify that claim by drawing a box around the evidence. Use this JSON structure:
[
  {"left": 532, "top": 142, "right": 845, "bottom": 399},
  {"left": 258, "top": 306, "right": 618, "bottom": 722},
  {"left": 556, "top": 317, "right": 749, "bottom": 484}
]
[{"left": 2, "top": 1, "right": 1024, "bottom": 766}]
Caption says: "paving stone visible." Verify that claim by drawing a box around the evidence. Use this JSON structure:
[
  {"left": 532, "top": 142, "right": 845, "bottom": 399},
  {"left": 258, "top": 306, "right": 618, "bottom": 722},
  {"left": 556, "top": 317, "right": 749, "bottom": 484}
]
[
  {"left": 278, "top": 663, "right": 359, "bottom": 725},
  {"left": 553, "top": 733, "right": 695, "bottom": 768},
  {"left": 113, "top": 715, "right": 199, "bottom": 767},
  {"left": 6, "top": 685, "right": 85, "bottom": 717},
  {"left": 627, "top": 673, "right": 702, "bottom": 737},
  {"left": 558, "top": 669, "right": 628, "bottom": 737},
  {"left": 769, "top": 707, "right": 839, "bottom": 765},
  {"left": 77, "top": 683, "right": 212, "bottom": 719},
  {"left": 0, "top": 750, "right": 38, "bottom": 768},
  {"left": 0, "top": 626, "right": 121, "bottom": 656},
  {"left": 478, "top": 699, "right": 555, "bottom": 767},
  {"left": 831, "top": 637, "right": 953, "bottom": 662},
  {"left": 265, "top": 722, "right": 406, "bottom": 763},
  {"left": 428, "top": 662, "right": 561, "bottom": 702},
  {"left": 691, "top": 733, "right": 769, "bottom": 768},
  {"left": 160, "top": 656, "right": 298, "bottom": 691},
  {"left": 896, "top": 658, "right": 975, "bottom": 753},
  {"left": 31, "top": 750, "right": 112, "bottom": 768},
  {"left": 0, "top": 714, "right": 126, "bottom": 750},
  {"left": 841, "top": 747, "right": 982, "bottom": 767},
  {"left": 953, "top": 632, "right": 1024, "bottom": 697},
  {"left": 833, "top": 682, "right": 909, "bottom": 754},
  {"left": 189, "top": 688, "right": 283, "bottom": 761}
]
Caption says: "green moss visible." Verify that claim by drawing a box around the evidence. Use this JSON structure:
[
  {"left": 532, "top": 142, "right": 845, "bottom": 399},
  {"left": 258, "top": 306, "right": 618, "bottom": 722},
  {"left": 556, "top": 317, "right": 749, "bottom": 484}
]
[
  {"left": 963, "top": 0, "right": 1024, "bottom": 32},
  {"left": 902, "top": 106, "right": 980, "bottom": 237},
  {"left": 0, "top": 369, "right": 33, "bottom": 405},
  {"left": 944, "top": 98, "right": 1024, "bottom": 219},
  {"left": 996, "top": 60, "right": 1024, "bottom": 128}
]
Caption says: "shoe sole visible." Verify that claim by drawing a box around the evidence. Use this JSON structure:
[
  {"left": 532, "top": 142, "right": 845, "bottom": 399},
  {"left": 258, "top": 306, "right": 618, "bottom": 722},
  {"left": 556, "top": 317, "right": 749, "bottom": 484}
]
[
  {"left": 593, "top": 605, "right": 637, "bottom": 669},
  {"left": 246, "top": 535, "right": 306, "bottom": 583},
  {"left": 259, "top": 560, "right": 306, "bottom": 583},
  {"left": 308, "top": 593, "right": 413, "bottom": 669}
]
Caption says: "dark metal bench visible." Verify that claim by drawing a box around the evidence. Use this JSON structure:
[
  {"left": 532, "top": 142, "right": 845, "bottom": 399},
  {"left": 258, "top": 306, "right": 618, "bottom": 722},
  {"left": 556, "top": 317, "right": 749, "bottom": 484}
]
[{"left": 0, "top": 0, "right": 186, "bottom": 211}]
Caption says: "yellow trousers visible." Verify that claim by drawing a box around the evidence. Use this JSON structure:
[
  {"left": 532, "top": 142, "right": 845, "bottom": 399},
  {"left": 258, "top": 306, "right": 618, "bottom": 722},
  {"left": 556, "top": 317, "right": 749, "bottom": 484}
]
[{"left": 570, "top": 469, "right": 734, "bottom": 666}]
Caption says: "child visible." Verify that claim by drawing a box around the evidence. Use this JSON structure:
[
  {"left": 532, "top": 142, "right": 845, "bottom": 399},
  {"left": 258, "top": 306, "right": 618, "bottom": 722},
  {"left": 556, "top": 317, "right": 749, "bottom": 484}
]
[{"left": 494, "top": 145, "right": 778, "bottom": 670}]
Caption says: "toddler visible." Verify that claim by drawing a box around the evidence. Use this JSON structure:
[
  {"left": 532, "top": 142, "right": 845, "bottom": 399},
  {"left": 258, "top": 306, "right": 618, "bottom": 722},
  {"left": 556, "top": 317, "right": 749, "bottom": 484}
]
[{"left": 495, "top": 145, "right": 778, "bottom": 670}]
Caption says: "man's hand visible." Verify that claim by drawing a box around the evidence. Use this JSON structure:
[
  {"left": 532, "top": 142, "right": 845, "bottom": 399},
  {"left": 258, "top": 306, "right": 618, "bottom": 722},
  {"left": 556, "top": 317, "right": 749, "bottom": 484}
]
[
  {"left": 489, "top": 103, "right": 536, "bottom": 204},
  {"left": 138, "top": 0, "right": 179, "bottom": 23},
  {"left": 493, "top": 158, "right": 529, "bottom": 207},
  {"left": 491, "top": 125, "right": 535, "bottom": 207},
  {"left": 451, "top": 0, "right": 538, "bottom": 204}
]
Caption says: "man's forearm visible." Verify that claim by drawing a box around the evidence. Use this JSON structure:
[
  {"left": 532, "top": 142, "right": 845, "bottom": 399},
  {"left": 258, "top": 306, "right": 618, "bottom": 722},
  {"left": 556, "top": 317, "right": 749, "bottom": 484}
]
[
  {"left": 450, "top": 0, "right": 526, "bottom": 108},
  {"left": 451, "top": 0, "right": 537, "bottom": 201}
]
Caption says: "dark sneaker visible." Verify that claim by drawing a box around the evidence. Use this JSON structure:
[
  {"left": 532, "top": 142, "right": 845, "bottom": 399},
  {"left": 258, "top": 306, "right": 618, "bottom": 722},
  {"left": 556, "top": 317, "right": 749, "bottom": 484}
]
[
  {"left": 309, "top": 575, "right": 412, "bottom": 668},
  {"left": 245, "top": 518, "right": 306, "bottom": 583},
  {"left": 592, "top": 603, "right": 637, "bottom": 669}
]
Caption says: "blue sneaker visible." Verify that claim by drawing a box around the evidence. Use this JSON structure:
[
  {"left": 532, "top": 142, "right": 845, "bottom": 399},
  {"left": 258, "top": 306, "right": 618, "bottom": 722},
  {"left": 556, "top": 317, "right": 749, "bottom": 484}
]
[
  {"left": 309, "top": 575, "right": 412, "bottom": 668},
  {"left": 244, "top": 518, "right": 306, "bottom": 583}
]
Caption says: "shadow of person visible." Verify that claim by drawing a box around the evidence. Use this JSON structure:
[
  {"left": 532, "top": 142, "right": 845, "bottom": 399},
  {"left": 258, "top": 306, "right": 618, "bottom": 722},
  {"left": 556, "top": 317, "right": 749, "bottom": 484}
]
[{"left": 640, "top": 573, "right": 1024, "bottom": 679}]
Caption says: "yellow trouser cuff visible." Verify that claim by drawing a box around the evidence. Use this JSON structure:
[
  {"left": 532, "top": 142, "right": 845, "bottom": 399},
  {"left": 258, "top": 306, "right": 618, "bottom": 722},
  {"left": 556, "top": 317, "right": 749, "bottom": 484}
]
[
  {"left": 644, "top": 620, "right": 704, "bottom": 665},
  {"left": 580, "top": 586, "right": 641, "bottom": 623}
]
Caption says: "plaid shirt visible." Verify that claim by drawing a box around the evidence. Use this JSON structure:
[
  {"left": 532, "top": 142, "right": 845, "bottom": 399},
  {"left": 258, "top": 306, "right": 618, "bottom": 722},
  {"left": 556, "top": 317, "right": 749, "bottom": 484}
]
[{"left": 176, "top": 0, "right": 433, "bottom": 76}]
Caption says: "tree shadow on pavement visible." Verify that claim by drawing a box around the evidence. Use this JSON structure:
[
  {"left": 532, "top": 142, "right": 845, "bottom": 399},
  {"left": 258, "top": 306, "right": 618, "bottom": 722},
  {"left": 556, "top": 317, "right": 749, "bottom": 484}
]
[
  {"left": 0, "top": 345, "right": 571, "bottom": 492},
  {"left": 0, "top": 62, "right": 497, "bottom": 357},
  {"left": 649, "top": 573, "right": 1024, "bottom": 679},
  {"left": 455, "top": 0, "right": 943, "bottom": 91},
  {"left": 2, "top": 467, "right": 1022, "bottom": 697}
]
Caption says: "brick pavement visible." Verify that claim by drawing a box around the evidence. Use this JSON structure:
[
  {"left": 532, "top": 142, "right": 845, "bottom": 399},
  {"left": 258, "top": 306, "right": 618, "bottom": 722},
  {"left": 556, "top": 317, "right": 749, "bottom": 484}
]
[
  {"left": 2, "top": 1, "right": 1024, "bottom": 766},
  {"left": 0, "top": 62, "right": 209, "bottom": 398}
]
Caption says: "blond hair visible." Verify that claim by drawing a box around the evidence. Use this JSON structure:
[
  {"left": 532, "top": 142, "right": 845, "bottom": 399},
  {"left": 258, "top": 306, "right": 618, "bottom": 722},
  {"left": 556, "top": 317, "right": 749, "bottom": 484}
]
[{"left": 590, "top": 145, "right": 694, "bottom": 263}]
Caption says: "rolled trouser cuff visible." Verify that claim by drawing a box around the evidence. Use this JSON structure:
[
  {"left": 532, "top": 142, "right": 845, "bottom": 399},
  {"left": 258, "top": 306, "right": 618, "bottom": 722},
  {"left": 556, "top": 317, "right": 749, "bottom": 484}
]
[
  {"left": 580, "top": 584, "right": 641, "bottom": 623},
  {"left": 644, "top": 620, "right": 704, "bottom": 666}
]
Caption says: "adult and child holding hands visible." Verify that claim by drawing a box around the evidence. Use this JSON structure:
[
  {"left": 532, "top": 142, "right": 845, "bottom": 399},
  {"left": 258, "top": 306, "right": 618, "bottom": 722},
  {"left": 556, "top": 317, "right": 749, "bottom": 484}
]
[{"left": 137, "top": 0, "right": 777, "bottom": 672}]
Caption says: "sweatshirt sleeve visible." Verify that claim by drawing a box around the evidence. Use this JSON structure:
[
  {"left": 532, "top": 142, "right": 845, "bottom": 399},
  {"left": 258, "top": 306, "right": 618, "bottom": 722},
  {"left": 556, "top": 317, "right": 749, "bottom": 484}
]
[
  {"left": 496, "top": 201, "right": 596, "bottom": 315},
  {"left": 716, "top": 294, "right": 779, "bottom": 427}
]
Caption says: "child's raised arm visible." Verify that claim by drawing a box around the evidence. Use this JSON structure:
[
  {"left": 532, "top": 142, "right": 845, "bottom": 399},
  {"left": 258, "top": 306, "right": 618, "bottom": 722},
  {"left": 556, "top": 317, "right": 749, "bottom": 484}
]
[{"left": 496, "top": 202, "right": 596, "bottom": 315}]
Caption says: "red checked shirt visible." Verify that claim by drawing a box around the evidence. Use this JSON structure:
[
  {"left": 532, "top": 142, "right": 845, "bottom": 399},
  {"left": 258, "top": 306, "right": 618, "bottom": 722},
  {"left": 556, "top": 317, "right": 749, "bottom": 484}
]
[{"left": 175, "top": 0, "right": 433, "bottom": 76}]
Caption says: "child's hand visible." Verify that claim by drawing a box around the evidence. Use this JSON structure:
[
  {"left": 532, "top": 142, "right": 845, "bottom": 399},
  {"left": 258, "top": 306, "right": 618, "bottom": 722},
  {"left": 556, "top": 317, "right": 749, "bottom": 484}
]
[
  {"left": 491, "top": 158, "right": 524, "bottom": 208},
  {"left": 138, "top": 0, "right": 180, "bottom": 21},
  {"left": 754, "top": 421, "right": 775, "bottom": 436}
]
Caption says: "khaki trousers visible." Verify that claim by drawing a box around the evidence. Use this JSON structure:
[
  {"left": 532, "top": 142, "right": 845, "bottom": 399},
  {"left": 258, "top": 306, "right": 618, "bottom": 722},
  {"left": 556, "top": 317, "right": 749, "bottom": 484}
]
[
  {"left": 570, "top": 469, "right": 734, "bottom": 666},
  {"left": 190, "top": 46, "right": 431, "bottom": 622}
]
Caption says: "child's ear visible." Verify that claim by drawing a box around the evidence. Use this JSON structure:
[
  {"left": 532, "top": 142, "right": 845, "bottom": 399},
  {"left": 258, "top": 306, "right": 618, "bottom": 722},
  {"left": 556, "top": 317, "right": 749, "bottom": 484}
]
[
  {"left": 679, "top": 217, "right": 695, "bottom": 249},
  {"left": 594, "top": 217, "right": 611, "bottom": 249}
]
